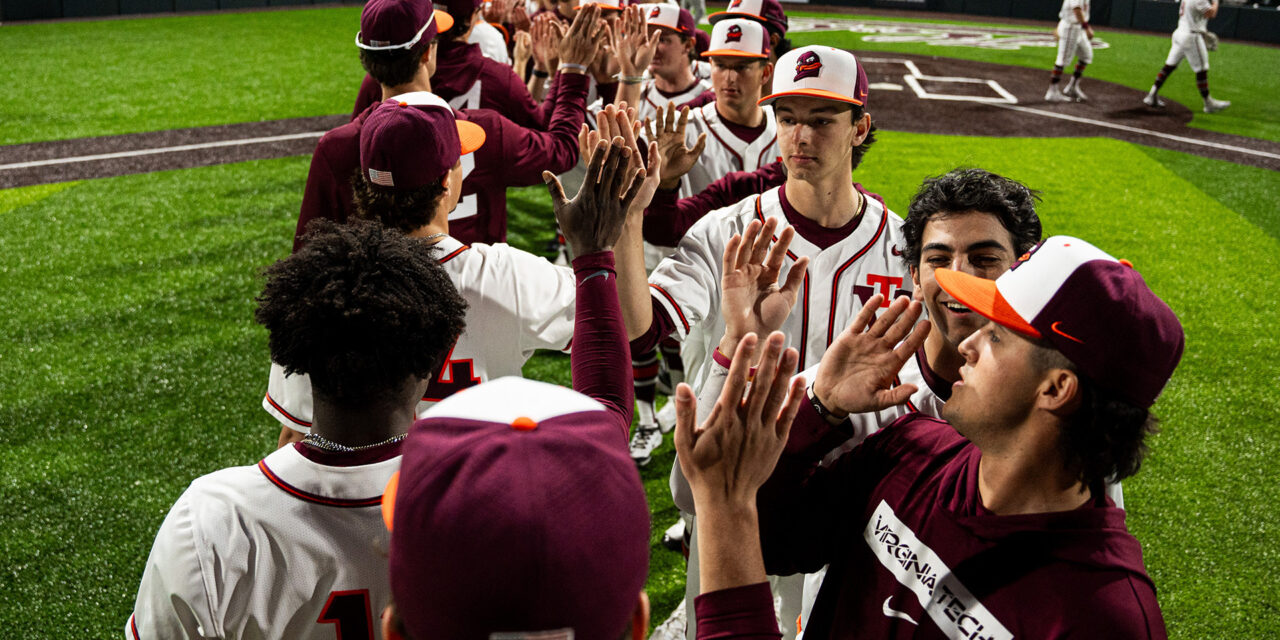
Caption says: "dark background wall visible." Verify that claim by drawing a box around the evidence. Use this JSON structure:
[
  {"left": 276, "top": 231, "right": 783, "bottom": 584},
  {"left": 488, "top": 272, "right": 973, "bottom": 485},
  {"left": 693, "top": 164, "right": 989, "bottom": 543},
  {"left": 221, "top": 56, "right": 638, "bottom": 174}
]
[{"left": 1, "top": 0, "right": 1278, "bottom": 45}]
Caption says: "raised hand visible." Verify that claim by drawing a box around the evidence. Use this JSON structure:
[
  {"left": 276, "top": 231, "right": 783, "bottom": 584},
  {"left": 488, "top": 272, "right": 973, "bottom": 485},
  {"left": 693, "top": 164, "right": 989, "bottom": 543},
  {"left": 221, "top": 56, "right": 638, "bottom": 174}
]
[
  {"left": 558, "top": 3, "right": 604, "bottom": 68},
  {"left": 530, "top": 13, "right": 563, "bottom": 72},
  {"left": 719, "top": 218, "right": 809, "bottom": 359},
  {"left": 610, "top": 5, "right": 660, "bottom": 78},
  {"left": 811, "top": 295, "right": 931, "bottom": 418},
  {"left": 646, "top": 104, "right": 707, "bottom": 190},
  {"left": 544, "top": 139, "right": 646, "bottom": 256},
  {"left": 513, "top": 30, "right": 533, "bottom": 77},
  {"left": 675, "top": 331, "right": 806, "bottom": 508}
]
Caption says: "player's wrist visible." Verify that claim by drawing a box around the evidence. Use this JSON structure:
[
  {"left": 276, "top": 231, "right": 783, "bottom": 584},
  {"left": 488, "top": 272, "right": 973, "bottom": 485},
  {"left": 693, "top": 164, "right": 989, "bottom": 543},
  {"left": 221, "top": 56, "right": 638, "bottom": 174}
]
[
  {"left": 559, "top": 62, "right": 588, "bottom": 74},
  {"left": 808, "top": 382, "right": 849, "bottom": 423}
]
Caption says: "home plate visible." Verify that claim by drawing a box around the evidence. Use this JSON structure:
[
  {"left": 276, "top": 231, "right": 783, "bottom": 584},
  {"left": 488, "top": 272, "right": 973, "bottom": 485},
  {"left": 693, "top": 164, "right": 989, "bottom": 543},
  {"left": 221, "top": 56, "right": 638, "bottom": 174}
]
[{"left": 870, "top": 82, "right": 904, "bottom": 91}]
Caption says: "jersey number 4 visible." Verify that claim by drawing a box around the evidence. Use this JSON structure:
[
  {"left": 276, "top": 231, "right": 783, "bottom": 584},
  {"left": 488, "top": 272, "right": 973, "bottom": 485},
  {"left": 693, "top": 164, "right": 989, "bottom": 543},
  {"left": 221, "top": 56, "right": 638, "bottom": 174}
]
[
  {"left": 318, "top": 589, "right": 373, "bottom": 640},
  {"left": 423, "top": 344, "right": 482, "bottom": 402}
]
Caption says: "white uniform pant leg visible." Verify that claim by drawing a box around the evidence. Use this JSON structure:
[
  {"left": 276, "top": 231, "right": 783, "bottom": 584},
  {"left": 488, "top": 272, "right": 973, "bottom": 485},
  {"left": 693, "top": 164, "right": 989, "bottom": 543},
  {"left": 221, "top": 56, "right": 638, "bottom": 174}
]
[
  {"left": 1187, "top": 31, "right": 1210, "bottom": 72},
  {"left": 1074, "top": 28, "right": 1094, "bottom": 64},
  {"left": 1055, "top": 22, "right": 1080, "bottom": 67}
]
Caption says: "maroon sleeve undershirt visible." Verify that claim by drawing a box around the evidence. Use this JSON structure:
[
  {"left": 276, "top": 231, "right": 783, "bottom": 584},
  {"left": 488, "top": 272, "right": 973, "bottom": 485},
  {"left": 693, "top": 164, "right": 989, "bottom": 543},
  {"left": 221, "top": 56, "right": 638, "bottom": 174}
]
[
  {"left": 642, "top": 161, "right": 787, "bottom": 247},
  {"left": 500, "top": 72, "right": 590, "bottom": 182},
  {"left": 680, "top": 89, "right": 716, "bottom": 110},
  {"left": 486, "top": 57, "right": 548, "bottom": 130},
  {"left": 596, "top": 80, "right": 619, "bottom": 106},
  {"left": 694, "top": 582, "right": 783, "bottom": 640},
  {"left": 571, "top": 251, "right": 634, "bottom": 440}
]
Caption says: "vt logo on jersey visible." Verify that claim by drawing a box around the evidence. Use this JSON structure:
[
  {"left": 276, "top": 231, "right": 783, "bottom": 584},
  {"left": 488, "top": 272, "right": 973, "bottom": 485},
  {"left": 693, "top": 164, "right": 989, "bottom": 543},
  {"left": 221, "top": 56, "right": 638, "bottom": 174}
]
[
  {"left": 649, "top": 6, "right": 661, "bottom": 18},
  {"left": 853, "top": 274, "right": 908, "bottom": 308},
  {"left": 794, "top": 51, "right": 823, "bottom": 81},
  {"left": 726, "top": 24, "right": 744, "bottom": 42}
]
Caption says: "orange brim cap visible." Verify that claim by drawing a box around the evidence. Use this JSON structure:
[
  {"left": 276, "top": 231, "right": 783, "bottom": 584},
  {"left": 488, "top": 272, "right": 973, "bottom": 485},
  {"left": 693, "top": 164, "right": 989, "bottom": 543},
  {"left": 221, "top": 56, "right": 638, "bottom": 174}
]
[
  {"left": 758, "top": 87, "right": 864, "bottom": 107},
  {"left": 934, "top": 268, "right": 1041, "bottom": 338},
  {"left": 382, "top": 470, "right": 400, "bottom": 531},
  {"left": 434, "top": 9, "right": 455, "bottom": 33},
  {"left": 702, "top": 49, "right": 767, "bottom": 58},
  {"left": 456, "top": 119, "right": 486, "bottom": 155},
  {"left": 709, "top": 9, "right": 766, "bottom": 22}
]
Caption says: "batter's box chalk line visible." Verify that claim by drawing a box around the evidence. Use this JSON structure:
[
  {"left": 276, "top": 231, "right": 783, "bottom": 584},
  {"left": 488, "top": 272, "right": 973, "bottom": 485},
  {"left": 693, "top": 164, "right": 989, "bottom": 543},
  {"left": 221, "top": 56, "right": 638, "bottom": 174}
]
[{"left": 863, "top": 57, "right": 1018, "bottom": 105}]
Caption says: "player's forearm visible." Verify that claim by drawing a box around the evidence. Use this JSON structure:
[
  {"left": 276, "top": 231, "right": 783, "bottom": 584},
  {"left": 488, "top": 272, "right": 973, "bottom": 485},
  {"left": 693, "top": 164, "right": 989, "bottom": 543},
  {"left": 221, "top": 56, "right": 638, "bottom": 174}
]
[
  {"left": 695, "top": 500, "right": 768, "bottom": 594},
  {"left": 615, "top": 216, "right": 653, "bottom": 341},
  {"left": 615, "top": 80, "right": 643, "bottom": 110},
  {"left": 570, "top": 252, "right": 634, "bottom": 437},
  {"left": 528, "top": 69, "right": 550, "bottom": 102}
]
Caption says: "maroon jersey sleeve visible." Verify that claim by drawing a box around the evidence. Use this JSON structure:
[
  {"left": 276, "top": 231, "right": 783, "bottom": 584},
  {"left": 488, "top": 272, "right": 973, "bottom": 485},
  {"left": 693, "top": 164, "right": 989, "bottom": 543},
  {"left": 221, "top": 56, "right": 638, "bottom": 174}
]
[
  {"left": 627, "top": 297, "right": 678, "bottom": 355},
  {"left": 294, "top": 125, "right": 361, "bottom": 253},
  {"left": 352, "top": 74, "right": 380, "bottom": 121},
  {"left": 482, "top": 57, "right": 550, "bottom": 130},
  {"left": 571, "top": 251, "right": 634, "bottom": 440},
  {"left": 695, "top": 583, "right": 783, "bottom": 640},
  {"left": 642, "top": 161, "right": 786, "bottom": 247},
  {"left": 492, "top": 71, "right": 589, "bottom": 183}
]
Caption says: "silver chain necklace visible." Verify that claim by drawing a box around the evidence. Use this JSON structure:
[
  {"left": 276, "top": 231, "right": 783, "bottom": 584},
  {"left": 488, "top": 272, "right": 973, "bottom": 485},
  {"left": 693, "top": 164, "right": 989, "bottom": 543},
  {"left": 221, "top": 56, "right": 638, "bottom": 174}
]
[
  {"left": 422, "top": 232, "right": 447, "bottom": 243},
  {"left": 302, "top": 432, "right": 407, "bottom": 453}
]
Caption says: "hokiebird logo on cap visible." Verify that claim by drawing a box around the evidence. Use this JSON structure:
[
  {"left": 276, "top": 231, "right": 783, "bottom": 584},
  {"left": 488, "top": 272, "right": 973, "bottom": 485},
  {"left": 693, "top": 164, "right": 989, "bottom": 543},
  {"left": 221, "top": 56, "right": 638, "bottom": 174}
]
[
  {"left": 726, "top": 24, "right": 743, "bottom": 42},
  {"left": 794, "top": 51, "right": 822, "bottom": 81}
]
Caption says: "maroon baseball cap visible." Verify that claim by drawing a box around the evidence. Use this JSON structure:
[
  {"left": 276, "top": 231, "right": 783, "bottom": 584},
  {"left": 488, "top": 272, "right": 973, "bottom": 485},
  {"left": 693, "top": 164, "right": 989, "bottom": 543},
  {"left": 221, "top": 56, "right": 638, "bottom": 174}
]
[
  {"left": 936, "top": 236, "right": 1185, "bottom": 409},
  {"left": 359, "top": 92, "right": 485, "bottom": 190},
  {"left": 357, "top": 0, "right": 454, "bottom": 51},
  {"left": 383, "top": 377, "right": 651, "bottom": 640},
  {"left": 709, "top": 0, "right": 788, "bottom": 37}
]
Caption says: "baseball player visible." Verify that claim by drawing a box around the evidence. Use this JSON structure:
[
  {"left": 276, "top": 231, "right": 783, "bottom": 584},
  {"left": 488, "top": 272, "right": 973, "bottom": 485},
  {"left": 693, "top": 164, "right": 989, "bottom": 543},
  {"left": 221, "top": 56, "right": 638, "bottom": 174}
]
[
  {"left": 127, "top": 220, "right": 468, "bottom": 639},
  {"left": 675, "top": 18, "right": 777, "bottom": 198},
  {"left": 266, "top": 91, "right": 586, "bottom": 443},
  {"left": 379, "top": 139, "right": 653, "bottom": 640},
  {"left": 1144, "top": 0, "right": 1230, "bottom": 113},
  {"left": 682, "top": 233, "right": 1181, "bottom": 638},
  {"left": 628, "top": 4, "right": 712, "bottom": 123},
  {"left": 680, "top": 0, "right": 793, "bottom": 110},
  {"left": 1046, "top": 0, "right": 1094, "bottom": 102},
  {"left": 302, "top": 0, "right": 592, "bottom": 256},
  {"left": 617, "top": 45, "right": 906, "bottom": 636}
]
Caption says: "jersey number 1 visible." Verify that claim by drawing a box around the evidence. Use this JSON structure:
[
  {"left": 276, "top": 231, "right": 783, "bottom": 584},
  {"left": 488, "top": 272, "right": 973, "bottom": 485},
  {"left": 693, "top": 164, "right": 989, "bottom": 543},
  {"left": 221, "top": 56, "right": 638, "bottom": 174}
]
[{"left": 318, "top": 589, "right": 373, "bottom": 640}]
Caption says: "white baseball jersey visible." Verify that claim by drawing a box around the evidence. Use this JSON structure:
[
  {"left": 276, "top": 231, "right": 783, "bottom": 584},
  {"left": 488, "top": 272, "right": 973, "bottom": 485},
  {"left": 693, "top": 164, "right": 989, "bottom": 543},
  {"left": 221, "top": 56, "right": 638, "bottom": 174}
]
[
  {"left": 469, "top": 21, "right": 512, "bottom": 65},
  {"left": 1059, "top": 0, "right": 1089, "bottom": 24},
  {"left": 1165, "top": 0, "right": 1213, "bottom": 71},
  {"left": 692, "top": 59, "right": 711, "bottom": 82},
  {"left": 1177, "top": 0, "right": 1213, "bottom": 34},
  {"left": 680, "top": 102, "right": 779, "bottom": 198},
  {"left": 636, "top": 76, "right": 713, "bottom": 123},
  {"left": 648, "top": 185, "right": 912, "bottom": 396},
  {"left": 126, "top": 444, "right": 398, "bottom": 639},
  {"left": 264, "top": 236, "right": 577, "bottom": 432}
]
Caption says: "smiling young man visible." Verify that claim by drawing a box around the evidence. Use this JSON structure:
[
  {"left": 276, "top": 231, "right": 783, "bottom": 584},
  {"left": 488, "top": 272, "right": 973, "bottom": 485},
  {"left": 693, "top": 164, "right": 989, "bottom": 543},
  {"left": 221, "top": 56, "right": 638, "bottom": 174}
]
[{"left": 680, "top": 236, "right": 1180, "bottom": 639}]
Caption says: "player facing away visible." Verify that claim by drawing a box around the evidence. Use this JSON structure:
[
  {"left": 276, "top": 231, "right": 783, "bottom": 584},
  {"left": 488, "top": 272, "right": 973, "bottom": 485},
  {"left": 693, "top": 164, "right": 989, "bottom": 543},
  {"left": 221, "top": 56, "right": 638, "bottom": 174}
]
[
  {"left": 1046, "top": 0, "right": 1094, "bottom": 103},
  {"left": 678, "top": 235, "right": 1180, "bottom": 639},
  {"left": 1144, "top": 0, "right": 1230, "bottom": 113},
  {"left": 379, "top": 141, "right": 658, "bottom": 640},
  {"left": 126, "top": 220, "right": 467, "bottom": 639}
]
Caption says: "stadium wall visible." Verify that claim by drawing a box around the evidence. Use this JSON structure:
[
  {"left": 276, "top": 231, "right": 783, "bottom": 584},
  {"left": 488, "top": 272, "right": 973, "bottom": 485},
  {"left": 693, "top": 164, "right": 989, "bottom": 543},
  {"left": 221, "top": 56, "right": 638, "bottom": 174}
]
[{"left": 1, "top": 0, "right": 1277, "bottom": 44}]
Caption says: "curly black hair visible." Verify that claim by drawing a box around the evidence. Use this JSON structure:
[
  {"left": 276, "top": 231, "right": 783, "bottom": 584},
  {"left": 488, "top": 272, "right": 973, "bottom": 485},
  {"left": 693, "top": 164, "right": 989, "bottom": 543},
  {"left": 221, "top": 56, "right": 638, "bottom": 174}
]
[
  {"left": 351, "top": 170, "right": 449, "bottom": 234},
  {"left": 255, "top": 219, "right": 467, "bottom": 408},
  {"left": 1032, "top": 345, "right": 1158, "bottom": 488},
  {"left": 901, "top": 168, "right": 1042, "bottom": 267},
  {"left": 360, "top": 39, "right": 433, "bottom": 88}
]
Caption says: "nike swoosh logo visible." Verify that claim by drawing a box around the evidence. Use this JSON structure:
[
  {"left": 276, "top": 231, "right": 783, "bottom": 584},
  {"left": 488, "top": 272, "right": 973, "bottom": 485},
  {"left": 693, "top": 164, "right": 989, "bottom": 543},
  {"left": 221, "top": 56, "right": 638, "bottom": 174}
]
[
  {"left": 882, "top": 596, "right": 918, "bottom": 625},
  {"left": 1051, "top": 321, "right": 1085, "bottom": 344}
]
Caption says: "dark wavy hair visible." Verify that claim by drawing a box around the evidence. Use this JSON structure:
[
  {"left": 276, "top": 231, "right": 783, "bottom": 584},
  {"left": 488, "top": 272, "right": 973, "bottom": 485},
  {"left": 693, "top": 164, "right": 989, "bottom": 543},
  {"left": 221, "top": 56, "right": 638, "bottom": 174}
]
[
  {"left": 850, "top": 106, "right": 876, "bottom": 172},
  {"left": 901, "top": 168, "right": 1042, "bottom": 267},
  {"left": 351, "top": 170, "right": 449, "bottom": 234},
  {"left": 255, "top": 220, "right": 467, "bottom": 408},
  {"left": 1032, "top": 345, "right": 1158, "bottom": 488},
  {"left": 360, "top": 39, "right": 433, "bottom": 88}
]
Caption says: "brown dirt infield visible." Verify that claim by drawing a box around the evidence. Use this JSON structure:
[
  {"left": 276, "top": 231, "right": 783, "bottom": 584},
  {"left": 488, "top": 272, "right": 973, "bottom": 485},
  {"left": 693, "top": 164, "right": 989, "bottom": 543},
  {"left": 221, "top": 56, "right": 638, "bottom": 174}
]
[{"left": 1, "top": 54, "right": 1276, "bottom": 190}]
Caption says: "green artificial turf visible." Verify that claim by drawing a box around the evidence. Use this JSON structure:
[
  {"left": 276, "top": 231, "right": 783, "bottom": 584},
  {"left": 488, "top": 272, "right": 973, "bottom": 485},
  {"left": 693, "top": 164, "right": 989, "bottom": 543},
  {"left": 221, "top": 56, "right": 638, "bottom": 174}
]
[
  {"left": 2, "top": 6, "right": 1278, "bottom": 145},
  {"left": 0, "top": 7, "right": 365, "bottom": 145},
  {"left": 2, "top": 132, "right": 1277, "bottom": 636}
]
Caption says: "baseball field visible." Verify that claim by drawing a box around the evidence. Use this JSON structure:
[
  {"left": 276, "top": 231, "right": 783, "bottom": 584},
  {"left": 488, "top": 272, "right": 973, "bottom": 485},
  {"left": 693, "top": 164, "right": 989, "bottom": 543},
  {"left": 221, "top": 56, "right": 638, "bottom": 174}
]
[{"left": 1, "top": 4, "right": 1278, "bottom": 637}]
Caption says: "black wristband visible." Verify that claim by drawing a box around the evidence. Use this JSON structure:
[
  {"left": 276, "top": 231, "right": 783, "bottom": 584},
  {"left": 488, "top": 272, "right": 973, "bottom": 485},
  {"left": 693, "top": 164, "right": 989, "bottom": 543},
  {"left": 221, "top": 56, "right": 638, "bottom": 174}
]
[
  {"left": 532, "top": 69, "right": 550, "bottom": 78},
  {"left": 807, "top": 384, "right": 844, "bottom": 425}
]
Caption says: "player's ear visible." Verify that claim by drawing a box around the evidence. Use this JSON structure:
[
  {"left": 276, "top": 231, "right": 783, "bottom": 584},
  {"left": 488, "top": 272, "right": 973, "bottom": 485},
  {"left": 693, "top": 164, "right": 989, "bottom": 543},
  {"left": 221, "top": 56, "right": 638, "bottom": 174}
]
[
  {"left": 761, "top": 60, "right": 774, "bottom": 86},
  {"left": 382, "top": 604, "right": 406, "bottom": 640},
  {"left": 1039, "top": 366, "right": 1082, "bottom": 415},
  {"left": 909, "top": 265, "right": 922, "bottom": 300},
  {"left": 851, "top": 111, "right": 871, "bottom": 145},
  {"left": 630, "top": 592, "right": 651, "bottom": 640}
]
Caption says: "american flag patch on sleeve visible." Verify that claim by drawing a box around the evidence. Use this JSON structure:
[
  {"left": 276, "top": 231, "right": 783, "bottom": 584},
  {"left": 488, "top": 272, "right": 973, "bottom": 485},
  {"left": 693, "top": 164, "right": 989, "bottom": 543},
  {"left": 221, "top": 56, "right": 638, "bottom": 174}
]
[{"left": 368, "top": 168, "right": 394, "bottom": 186}]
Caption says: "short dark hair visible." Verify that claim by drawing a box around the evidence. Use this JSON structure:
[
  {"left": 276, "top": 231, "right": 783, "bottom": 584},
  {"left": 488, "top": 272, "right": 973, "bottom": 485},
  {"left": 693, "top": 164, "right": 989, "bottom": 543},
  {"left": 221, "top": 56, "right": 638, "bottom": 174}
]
[
  {"left": 359, "top": 39, "right": 432, "bottom": 88},
  {"left": 351, "top": 171, "right": 449, "bottom": 234},
  {"left": 1032, "top": 344, "right": 1158, "bottom": 488},
  {"left": 901, "top": 168, "right": 1042, "bottom": 267},
  {"left": 255, "top": 220, "right": 467, "bottom": 408},
  {"left": 440, "top": 7, "right": 478, "bottom": 42},
  {"left": 772, "top": 34, "right": 792, "bottom": 58},
  {"left": 850, "top": 108, "right": 875, "bottom": 172}
]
